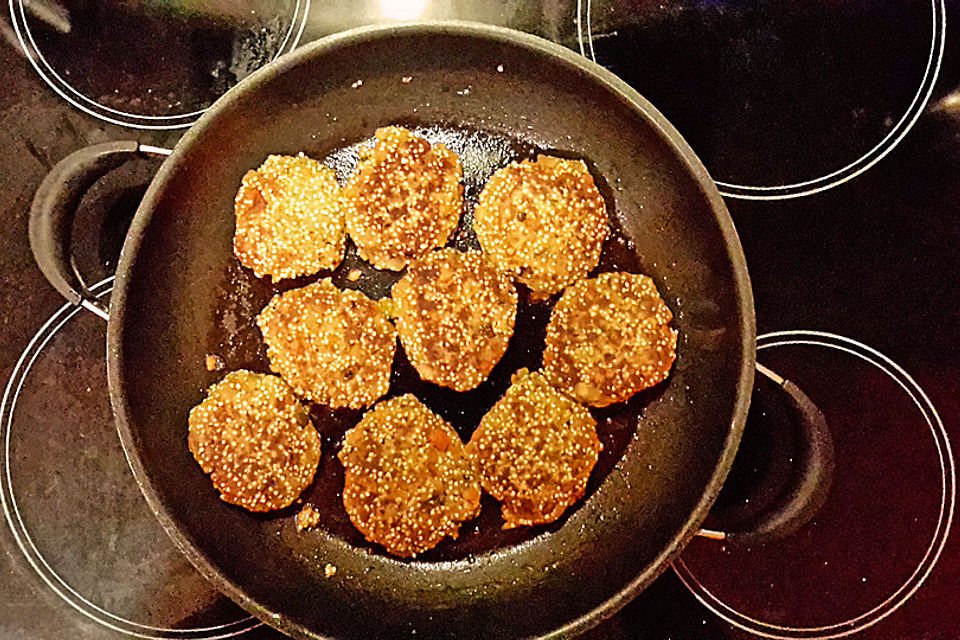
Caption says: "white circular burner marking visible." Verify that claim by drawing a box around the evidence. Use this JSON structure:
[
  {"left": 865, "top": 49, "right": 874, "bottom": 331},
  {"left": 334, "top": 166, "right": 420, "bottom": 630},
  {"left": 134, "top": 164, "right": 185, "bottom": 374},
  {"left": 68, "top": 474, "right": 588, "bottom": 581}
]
[
  {"left": 672, "top": 330, "right": 955, "bottom": 639},
  {"left": 8, "top": 0, "right": 310, "bottom": 130},
  {"left": 576, "top": 0, "right": 946, "bottom": 200},
  {"left": 0, "top": 278, "right": 261, "bottom": 638}
]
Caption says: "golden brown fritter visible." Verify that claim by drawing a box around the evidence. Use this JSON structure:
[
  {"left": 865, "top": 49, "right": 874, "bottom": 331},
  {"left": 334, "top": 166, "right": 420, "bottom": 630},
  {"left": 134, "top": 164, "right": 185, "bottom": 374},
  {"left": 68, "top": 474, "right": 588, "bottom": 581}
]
[
  {"left": 341, "top": 126, "right": 464, "bottom": 271},
  {"left": 338, "top": 395, "right": 482, "bottom": 557},
  {"left": 473, "top": 155, "right": 609, "bottom": 296},
  {"left": 391, "top": 248, "right": 518, "bottom": 391},
  {"left": 467, "top": 370, "right": 602, "bottom": 529},
  {"left": 233, "top": 154, "right": 344, "bottom": 280},
  {"left": 542, "top": 272, "right": 677, "bottom": 407},
  {"left": 188, "top": 370, "right": 321, "bottom": 512},
  {"left": 256, "top": 279, "right": 397, "bottom": 409}
]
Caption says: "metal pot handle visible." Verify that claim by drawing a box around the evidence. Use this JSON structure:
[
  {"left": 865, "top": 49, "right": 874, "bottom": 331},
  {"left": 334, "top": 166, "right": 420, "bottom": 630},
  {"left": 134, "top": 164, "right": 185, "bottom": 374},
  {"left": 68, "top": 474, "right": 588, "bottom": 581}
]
[
  {"left": 29, "top": 141, "right": 171, "bottom": 321},
  {"left": 697, "top": 363, "right": 835, "bottom": 546}
]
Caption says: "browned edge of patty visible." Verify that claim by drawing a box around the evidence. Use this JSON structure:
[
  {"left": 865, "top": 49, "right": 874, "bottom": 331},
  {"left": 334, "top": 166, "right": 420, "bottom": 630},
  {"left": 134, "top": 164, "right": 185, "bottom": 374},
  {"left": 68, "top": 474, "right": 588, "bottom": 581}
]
[
  {"left": 542, "top": 272, "right": 677, "bottom": 407},
  {"left": 467, "top": 369, "right": 602, "bottom": 529},
  {"left": 188, "top": 370, "right": 321, "bottom": 512},
  {"left": 256, "top": 279, "right": 397, "bottom": 409},
  {"left": 473, "top": 155, "right": 609, "bottom": 296},
  {"left": 391, "top": 248, "right": 518, "bottom": 391},
  {"left": 338, "top": 394, "right": 482, "bottom": 557},
  {"left": 233, "top": 153, "right": 344, "bottom": 280},
  {"left": 341, "top": 126, "right": 464, "bottom": 271}
]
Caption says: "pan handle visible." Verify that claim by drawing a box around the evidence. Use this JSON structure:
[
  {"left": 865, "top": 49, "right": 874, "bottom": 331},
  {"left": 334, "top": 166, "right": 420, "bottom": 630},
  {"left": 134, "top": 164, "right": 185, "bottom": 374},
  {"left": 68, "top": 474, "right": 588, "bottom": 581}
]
[
  {"left": 29, "top": 141, "right": 171, "bottom": 320},
  {"left": 696, "top": 363, "right": 835, "bottom": 546}
]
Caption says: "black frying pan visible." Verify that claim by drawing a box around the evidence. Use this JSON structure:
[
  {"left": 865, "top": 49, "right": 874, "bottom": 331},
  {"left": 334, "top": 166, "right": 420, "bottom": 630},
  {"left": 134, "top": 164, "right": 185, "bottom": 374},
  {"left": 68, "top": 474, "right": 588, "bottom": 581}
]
[{"left": 28, "top": 22, "right": 764, "bottom": 639}]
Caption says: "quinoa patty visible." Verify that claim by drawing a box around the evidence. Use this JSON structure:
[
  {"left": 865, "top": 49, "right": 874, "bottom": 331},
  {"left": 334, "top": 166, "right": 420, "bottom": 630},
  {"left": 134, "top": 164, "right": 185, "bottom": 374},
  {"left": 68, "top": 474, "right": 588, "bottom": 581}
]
[
  {"left": 188, "top": 370, "right": 321, "bottom": 512},
  {"left": 233, "top": 154, "right": 344, "bottom": 280},
  {"left": 338, "top": 395, "right": 482, "bottom": 557},
  {"left": 257, "top": 279, "right": 397, "bottom": 409},
  {"left": 341, "top": 126, "right": 463, "bottom": 271},
  {"left": 391, "top": 248, "right": 518, "bottom": 391},
  {"left": 467, "top": 370, "right": 602, "bottom": 529},
  {"left": 542, "top": 272, "right": 677, "bottom": 407},
  {"left": 473, "top": 155, "right": 608, "bottom": 297}
]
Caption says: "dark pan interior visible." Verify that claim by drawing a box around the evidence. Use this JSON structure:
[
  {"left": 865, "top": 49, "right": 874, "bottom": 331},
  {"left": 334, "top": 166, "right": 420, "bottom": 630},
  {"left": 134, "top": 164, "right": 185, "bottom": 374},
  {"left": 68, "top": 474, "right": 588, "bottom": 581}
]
[{"left": 108, "top": 24, "right": 753, "bottom": 640}]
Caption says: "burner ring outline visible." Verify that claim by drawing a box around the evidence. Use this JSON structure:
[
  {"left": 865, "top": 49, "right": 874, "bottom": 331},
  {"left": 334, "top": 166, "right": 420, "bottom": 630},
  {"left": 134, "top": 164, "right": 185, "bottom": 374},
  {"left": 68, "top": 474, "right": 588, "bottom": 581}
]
[
  {"left": 672, "top": 330, "right": 955, "bottom": 639},
  {"left": 0, "top": 277, "right": 261, "bottom": 639}
]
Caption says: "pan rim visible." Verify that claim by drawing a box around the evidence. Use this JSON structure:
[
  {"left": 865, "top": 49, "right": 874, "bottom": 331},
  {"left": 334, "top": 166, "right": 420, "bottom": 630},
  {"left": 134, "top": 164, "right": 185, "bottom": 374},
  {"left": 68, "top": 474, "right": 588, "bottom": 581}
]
[{"left": 107, "top": 20, "right": 756, "bottom": 640}]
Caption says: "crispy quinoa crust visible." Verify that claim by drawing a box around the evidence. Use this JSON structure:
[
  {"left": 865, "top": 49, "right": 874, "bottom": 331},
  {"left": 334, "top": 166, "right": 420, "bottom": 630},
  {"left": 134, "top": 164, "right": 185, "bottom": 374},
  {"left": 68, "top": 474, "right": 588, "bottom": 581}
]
[
  {"left": 338, "top": 395, "right": 482, "bottom": 557},
  {"left": 473, "top": 155, "right": 608, "bottom": 296},
  {"left": 341, "top": 126, "right": 464, "bottom": 271},
  {"left": 233, "top": 154, "right": 344, "bottom": 280},
  {"left": 391, "top": 248, "right": 518, "bottom": 391},
  {"left": 467, "top": 370, "right": 602, "bottom": 528},
  {"left": 257, "top": 279, "right": 397, "bottom": 409},
  {"left": 542, "top": 272, "right": 677, "bottom": 407},
  {"left": 188, "top": 370, "right": 321, "bottom": 512}
]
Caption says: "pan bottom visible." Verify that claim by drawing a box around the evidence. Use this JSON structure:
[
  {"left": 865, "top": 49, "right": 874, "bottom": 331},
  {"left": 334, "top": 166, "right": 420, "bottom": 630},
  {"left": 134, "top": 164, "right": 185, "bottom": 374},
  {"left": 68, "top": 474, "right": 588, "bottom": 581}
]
[{"left": 202, "top": 125, "right": 668, "bottom": 561}]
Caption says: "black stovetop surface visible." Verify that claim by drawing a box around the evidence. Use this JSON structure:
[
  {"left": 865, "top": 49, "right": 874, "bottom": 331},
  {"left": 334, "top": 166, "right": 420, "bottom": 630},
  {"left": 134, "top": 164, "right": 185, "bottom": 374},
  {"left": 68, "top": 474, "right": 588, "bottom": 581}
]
[{"left": 1, "top": 2, "right": 958, "bottom": 639}]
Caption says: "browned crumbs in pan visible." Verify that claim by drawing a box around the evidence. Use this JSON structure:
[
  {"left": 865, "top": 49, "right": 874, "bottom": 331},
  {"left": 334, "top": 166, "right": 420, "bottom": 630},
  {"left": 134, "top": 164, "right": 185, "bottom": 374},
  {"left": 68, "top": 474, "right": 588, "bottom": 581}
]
[
  {"left": 205, "top": 354, "right": 224, "bottom": 371},
  {"left": 467, "top": 369, "right": 602, "bottom": 528},
  {"left": 296, "top": 504, "right": 322, "bottom": 531},
  {"left": 542, "top": 272, "right": 677, "bottom": 407},
  {"left": 233, "top": 154, "right": 344, "bottom": 280},
  {"left": 257, "top": 279, "right": 397, "bottom": 410},
  {"left": 340, "top": 126, "right": 464, "bottom": 271},
  {"left": 188, "top": 370, "right": 321, "bottom": 512},
  {"left": 338, "top": 395, "right": 482, "bottom": 557},
  {"left": 391, "top": 248, "right": 518, "bottom": 391},
  {"left": 473, "top": 155, "right": 608, "bottom": 297}
]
